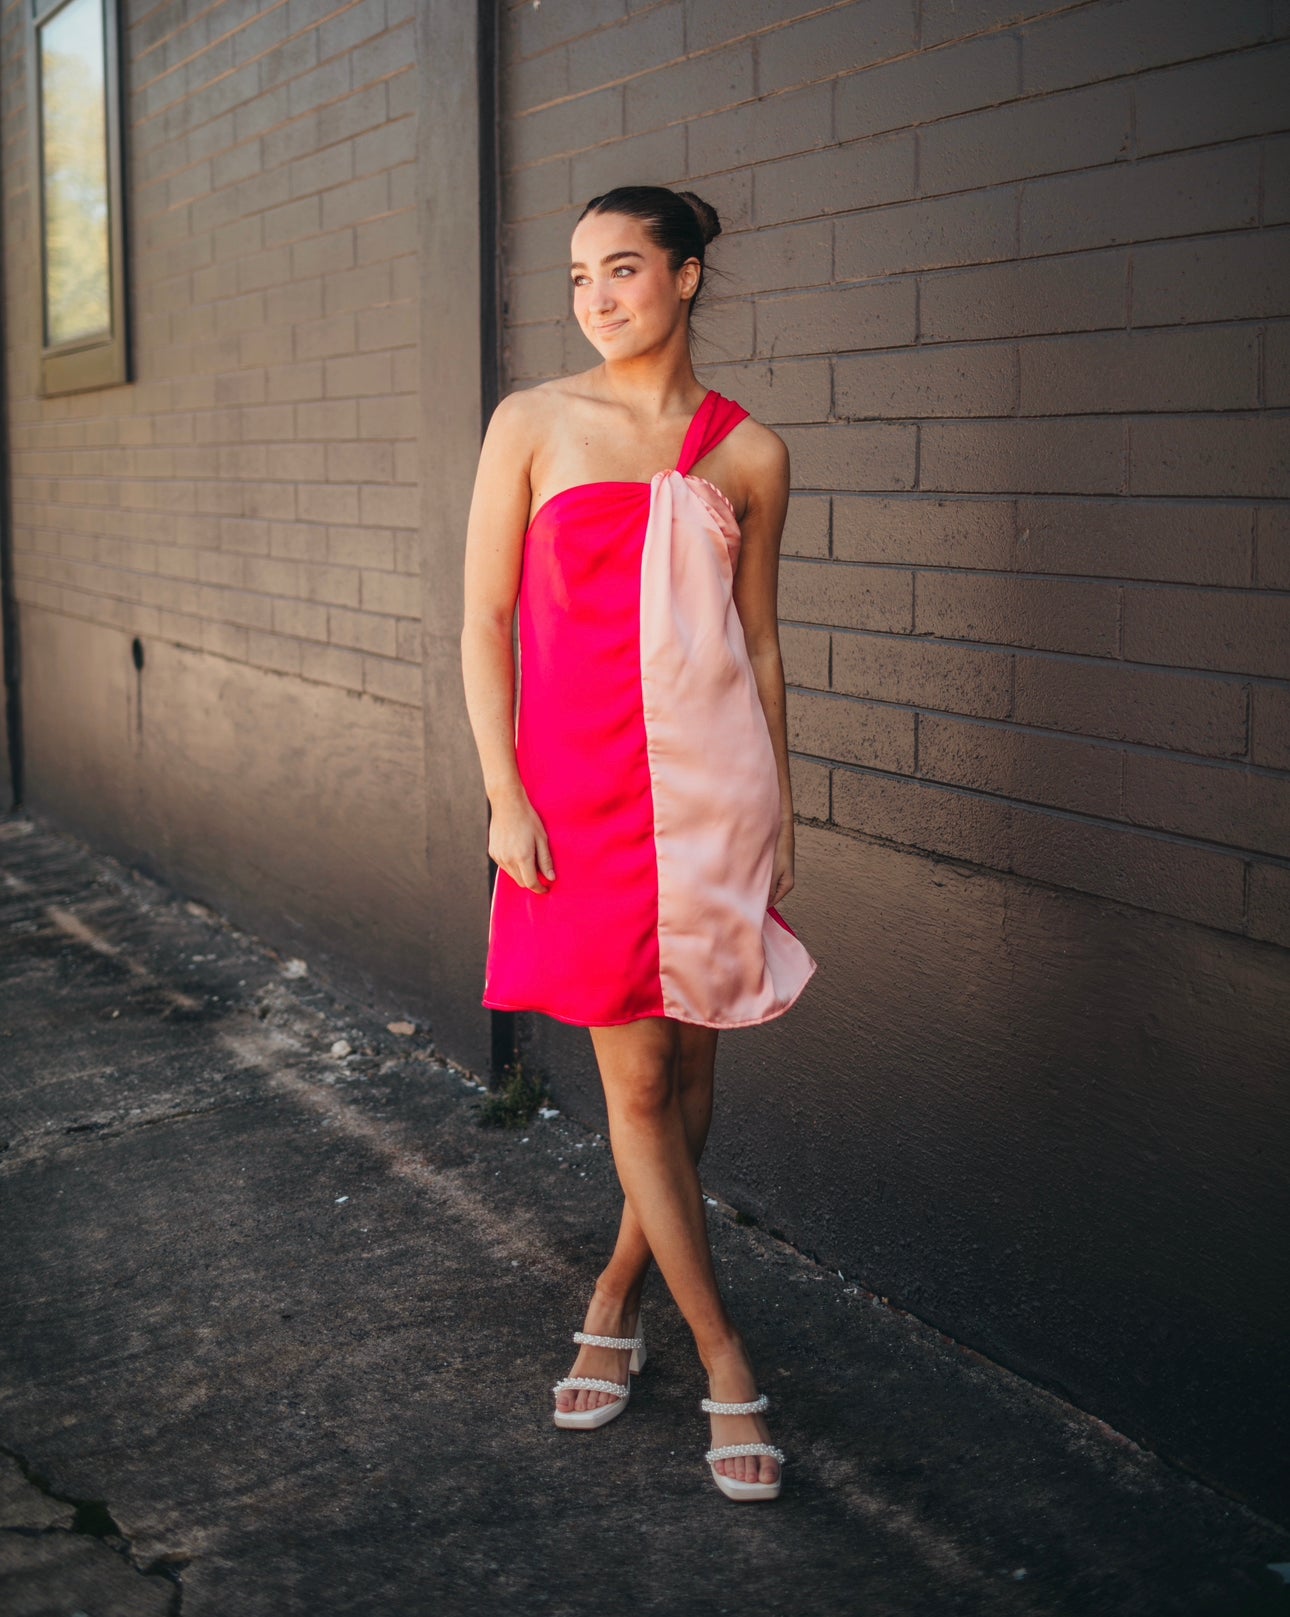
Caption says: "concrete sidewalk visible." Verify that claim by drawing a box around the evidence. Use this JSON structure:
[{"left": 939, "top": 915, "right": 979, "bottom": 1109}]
[{"left": 1, "top": 811, "right": 1287, "bottom": 1617}]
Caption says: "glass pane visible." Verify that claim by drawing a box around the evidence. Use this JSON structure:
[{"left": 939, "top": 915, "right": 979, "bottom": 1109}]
[{"left": 40, "top": 0, "right": 111, "bottom": 347}]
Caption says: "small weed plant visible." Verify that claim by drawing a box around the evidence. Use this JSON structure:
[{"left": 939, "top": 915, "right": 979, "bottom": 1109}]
[{"left": 477, "top": 1058, "right": 550, "bottom": 1128}]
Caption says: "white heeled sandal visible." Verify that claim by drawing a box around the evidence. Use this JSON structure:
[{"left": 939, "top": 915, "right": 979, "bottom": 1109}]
[
  {"left": 551, "top": 1321, "right": 647, "bottom": 1430},
  {"left": 702, "top": 1391, "right": 786, "bottom": 1501}
]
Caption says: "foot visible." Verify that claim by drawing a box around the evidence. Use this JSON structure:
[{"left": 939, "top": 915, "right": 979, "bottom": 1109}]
[
  {"left": 554, "top": 1287, "right": 642, "bottom": 1416},
  {"left": 704, "top": 1344, "right": 781, "bottom": 1486}
]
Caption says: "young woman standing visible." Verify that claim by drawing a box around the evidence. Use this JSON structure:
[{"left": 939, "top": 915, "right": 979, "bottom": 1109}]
[{"left": 460, "top": 185, "right": 817, "bottom": 1502}]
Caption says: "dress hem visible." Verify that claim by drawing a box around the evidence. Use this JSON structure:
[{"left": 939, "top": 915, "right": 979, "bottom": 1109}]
[{"left": 481, "top": 955, "right": 817, "bottom": 1031}]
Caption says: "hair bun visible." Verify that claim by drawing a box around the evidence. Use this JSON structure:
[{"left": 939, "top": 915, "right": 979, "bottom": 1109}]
[{"left": 677, "top": 190, "right": 722, "bottom": 247}]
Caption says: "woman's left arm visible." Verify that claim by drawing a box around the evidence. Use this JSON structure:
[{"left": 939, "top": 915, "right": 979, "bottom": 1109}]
[{"left": 732, "top": 429, "right": 797, "bottom": 905}]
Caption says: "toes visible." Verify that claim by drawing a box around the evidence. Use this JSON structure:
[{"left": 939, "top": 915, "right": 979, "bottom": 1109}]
[
  {"left": 715, "top": 1453, "right": 779, "bottom": 1484},
  {"left": 557, "top": 1379, "right": 627, "bottom": 1414},
  {"left": 567, "top": 1389, "right": 616, "bottom": 1411}
]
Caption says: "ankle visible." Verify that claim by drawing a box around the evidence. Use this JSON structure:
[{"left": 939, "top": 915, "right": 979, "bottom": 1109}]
[
  {"left": 697, "top": 1329, "right": 748, "bottom": 1378},
  {"left": 591, "top": 1277, "right": 644, "bottom": 1316}
]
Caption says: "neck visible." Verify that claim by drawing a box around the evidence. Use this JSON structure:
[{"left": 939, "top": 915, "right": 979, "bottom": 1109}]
[{"left": 593, "top": 345, "right": 704, "bottom": 424}]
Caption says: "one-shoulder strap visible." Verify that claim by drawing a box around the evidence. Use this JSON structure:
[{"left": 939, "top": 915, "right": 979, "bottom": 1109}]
[{"left": 676, "top": 390, "right": 750, "bottom": 477}]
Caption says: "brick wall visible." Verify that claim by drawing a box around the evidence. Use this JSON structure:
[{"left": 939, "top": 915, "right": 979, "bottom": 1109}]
[
  {"left": 1, "top": 0, "right": 421, "bottom": 711},
  {"left": 498, "top": 0, "right": 1290, "bottom": 945}
]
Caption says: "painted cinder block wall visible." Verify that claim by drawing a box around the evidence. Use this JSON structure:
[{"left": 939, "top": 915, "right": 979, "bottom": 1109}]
[{"left": 498, "top": 0, "right": 1290, "bottom": 1521}]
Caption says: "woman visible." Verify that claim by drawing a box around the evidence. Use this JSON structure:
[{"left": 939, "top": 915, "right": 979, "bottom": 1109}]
[{"left": 460, "top": 185, "right": 817, "bottom": 1502}]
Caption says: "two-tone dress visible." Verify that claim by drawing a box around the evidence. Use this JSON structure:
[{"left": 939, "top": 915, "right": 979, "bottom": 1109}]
[{"left": 482, "top": 387, "right": 818, "bottom": 1028}]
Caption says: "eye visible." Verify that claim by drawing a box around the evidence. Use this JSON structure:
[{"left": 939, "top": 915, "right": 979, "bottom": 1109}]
[{"left": 570, "top": 266, "right": 634, "bottom": 286}]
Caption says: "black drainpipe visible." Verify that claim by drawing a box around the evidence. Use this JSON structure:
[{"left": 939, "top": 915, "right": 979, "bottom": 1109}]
[
  {"left": 478, "top": 0, "right": 515, "bottom": 1084},
  {"left": 0, "top": 166, "right": 21, "bottom": 811}
]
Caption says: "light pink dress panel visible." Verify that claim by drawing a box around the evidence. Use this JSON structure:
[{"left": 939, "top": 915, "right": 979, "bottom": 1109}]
[{"left": 639, "top": 468, "right": 818, "bottom": 1025}]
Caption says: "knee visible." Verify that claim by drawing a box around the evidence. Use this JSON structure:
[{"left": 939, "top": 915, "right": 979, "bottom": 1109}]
[{"left": 609, "top": 1063, "right": 680, "bottom": 1124}]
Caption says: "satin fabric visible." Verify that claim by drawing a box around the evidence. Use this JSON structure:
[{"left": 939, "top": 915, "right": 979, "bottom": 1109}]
[{"left": 482, "top": 389, "right": 818, "bottom": 1028}]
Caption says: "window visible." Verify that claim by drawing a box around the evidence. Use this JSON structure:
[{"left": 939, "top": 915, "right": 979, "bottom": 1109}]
[{"left": 28, "top": 0, "right": 129, "bottom": 395}]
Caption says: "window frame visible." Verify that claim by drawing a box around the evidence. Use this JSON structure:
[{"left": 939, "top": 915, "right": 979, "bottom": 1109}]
[{"left": 27, "top": 0, "right": 130, "bottom": 397}]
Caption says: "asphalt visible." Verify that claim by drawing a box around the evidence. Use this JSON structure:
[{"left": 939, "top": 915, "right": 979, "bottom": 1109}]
[{"left": 1, "top": 810, "right": 1288, "bottom": 1617}]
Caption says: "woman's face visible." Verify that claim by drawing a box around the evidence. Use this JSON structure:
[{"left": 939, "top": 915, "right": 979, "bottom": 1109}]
[{"left": 568, "top": 211, "right": 699, "bottom": 359}]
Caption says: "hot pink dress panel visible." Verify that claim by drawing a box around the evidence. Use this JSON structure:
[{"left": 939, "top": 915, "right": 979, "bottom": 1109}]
[{"left": 482, "top": 389, "right": 818, "bottom": 1028}]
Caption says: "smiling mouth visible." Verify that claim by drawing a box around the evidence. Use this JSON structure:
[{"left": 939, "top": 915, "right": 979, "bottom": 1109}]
[{"left": 596, "top": 320, "right": 627, "bottom": 333}]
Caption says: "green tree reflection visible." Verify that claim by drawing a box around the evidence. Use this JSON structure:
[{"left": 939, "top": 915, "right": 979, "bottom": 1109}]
[{"left": 41, "top": 0, "right": 110, "bottom": 347}]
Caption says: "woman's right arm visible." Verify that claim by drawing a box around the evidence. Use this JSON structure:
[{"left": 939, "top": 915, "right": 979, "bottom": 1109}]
[{"left": 460, "top": 390, "right": 556, "bottom": 895}]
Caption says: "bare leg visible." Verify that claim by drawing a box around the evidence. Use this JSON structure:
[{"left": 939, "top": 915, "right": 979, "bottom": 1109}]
[
  {"left": 563, "top": 1017, "right": 780, "bottom": 1486},
  {"left": 600, "top": 1020, "right": 719, "bottom": 1302},
  {"left": 556, "top": 1022, "right": 717, "bottom": 1414}
]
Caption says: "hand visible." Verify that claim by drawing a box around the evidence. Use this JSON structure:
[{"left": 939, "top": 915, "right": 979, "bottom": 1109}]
[
  {"left": 768, "top": 817, "right": 795, "bottom": 907},
  {"left": 488, "top": 789, "right": 556, "bottom": 894}
]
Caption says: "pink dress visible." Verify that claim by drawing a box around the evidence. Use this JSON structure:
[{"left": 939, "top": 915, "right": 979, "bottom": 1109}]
[{"left": 482, "top": 388, "right": 818, "bottom": 1028}]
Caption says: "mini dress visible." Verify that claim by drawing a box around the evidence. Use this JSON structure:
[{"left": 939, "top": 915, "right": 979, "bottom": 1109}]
[{"left": 482, "top": 387, "right": 818, "bottom": 1028}]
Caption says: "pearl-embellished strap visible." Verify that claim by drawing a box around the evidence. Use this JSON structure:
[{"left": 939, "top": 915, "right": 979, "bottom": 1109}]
[
  {"left": 705, "top": 1442, "right": 787, "bottom": 1465},
  {"left": 573, "top": 1330, "right": 644, "bottom": 1350},
  {"left": 700, "top": 1393, "right": 770, "bottom": 1415},
  {"left": 551, "top": 1375, "right": 629, "bottom": 1398}
]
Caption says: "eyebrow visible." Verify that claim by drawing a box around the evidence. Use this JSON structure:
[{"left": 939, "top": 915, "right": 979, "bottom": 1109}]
[{"left": 569, "top": 250, "right": 645, "bottom": 271}]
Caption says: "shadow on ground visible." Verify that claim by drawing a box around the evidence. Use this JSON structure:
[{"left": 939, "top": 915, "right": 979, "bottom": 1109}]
[{"left": 1, "top": 812, "right": 1288, "bottom": 1617}]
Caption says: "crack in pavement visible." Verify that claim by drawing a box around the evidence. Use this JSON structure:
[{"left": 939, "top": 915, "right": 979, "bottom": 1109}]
[
  {"left": 0, "top": 1441, "right": 187, "bottom": 1613},
  {"left": 0, "top": 1096, "right": 263, "bottom": 1172}
]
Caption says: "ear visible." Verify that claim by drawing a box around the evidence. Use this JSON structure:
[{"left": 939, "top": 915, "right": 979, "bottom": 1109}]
[{"left": 677, "top": 255, "right": 701, "bottom": 303}]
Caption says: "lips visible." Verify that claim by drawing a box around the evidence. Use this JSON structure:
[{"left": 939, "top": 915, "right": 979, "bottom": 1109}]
[{"left": 596, "top": 320, "right": 627, "bottom": 334}]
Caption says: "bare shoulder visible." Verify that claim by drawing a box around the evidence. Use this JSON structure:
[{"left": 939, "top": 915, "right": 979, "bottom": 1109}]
[
  {"left": 486, "top": 377, "right": 586, "bottom": 464},
  {"left": 484, "top": 381, "right": 548, "bottom": 451},
  {"left": 733, "top": 414, "right": 789, "bottom": 477},
  {"left": 726, "top": 413, "right": 790, "bottom": 518}
]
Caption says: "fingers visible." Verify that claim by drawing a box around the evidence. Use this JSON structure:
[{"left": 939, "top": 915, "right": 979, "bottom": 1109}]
[
  {"left": 494, "top": 834, "right": 556, "bottom": 899},
  {"left": 511, "top": 852, "right": 548, "bottom": 893},
  {"left": 517, "top": 836, "right": 555, "bottom": 893},
  {"left": 489, "top": 823, "right": 556, "bottom": 895}
]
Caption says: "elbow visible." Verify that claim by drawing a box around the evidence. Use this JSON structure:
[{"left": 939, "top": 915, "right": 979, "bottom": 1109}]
[
  {"left": 744, "top": 633, "right": 783, "bottom": 670},
  {"left": 462, "top": 609, "right": 514, "bottom": 645}
]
